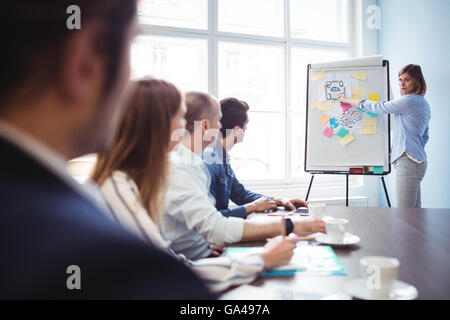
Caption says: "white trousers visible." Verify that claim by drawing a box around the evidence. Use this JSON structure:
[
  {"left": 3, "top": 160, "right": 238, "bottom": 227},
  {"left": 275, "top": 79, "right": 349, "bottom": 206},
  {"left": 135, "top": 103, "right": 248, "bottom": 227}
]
[{"left": 393, "top": 156, "right": 427, "bottom": 208}]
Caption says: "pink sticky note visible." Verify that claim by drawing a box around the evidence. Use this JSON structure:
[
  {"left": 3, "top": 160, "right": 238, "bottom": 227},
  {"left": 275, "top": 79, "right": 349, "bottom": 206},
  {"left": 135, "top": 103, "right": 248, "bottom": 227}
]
[
  {"left": 323, "top": 127, "right": 334, "bottom": 138},
  {"left": 341, "top": 103, "right": 352, "bottom": 111}
]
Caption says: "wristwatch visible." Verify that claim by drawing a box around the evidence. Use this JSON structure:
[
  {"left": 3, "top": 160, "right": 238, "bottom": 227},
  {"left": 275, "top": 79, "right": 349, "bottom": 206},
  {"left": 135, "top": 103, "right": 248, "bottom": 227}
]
[{"left": 285, "top": 217, "right": 294, "bottom": 235}]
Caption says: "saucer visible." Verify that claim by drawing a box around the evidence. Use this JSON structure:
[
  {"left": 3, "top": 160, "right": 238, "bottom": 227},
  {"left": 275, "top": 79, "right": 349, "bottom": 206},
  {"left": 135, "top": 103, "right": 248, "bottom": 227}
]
[
  {"left": 344, "top": 278, "right": 419, "bottom": 300},
  {"left": 315, "top": 232, "right": 360, "bottom": 247}
]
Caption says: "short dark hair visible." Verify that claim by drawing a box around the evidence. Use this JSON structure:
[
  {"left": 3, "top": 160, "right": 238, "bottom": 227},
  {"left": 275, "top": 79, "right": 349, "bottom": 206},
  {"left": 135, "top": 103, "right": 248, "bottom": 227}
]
[
  {"left": 0, "top": 1, "right": 137, "bottom": 108},
  {"left": 219, "top": 98, "right": 249, "bottom": 137},
  {"left": 398, "top": 64, "right": 427, "bottom": 95},
  {"left": 184, "top": 92, "right": 218, "bottom": 133}
]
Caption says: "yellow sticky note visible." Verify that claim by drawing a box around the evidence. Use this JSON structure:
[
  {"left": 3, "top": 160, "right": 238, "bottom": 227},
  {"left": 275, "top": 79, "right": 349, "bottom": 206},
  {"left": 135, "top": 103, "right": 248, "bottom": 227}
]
[
  {"left": 318, "top": 114, "right": 330, "bottom": 125},
  {"left": 310, "top": 100, "right": 322, "bottom": 110},
  {"left": 317, "top": 102, "right": 332, "bottom": 112},
  {"left": 361, "top": 127, "right": 377, "bottom": 135},
  {"left": 363, "top": 118, "right": 377, "bottom": 127},
  {"left": 369, "top": 93, "right": 379, "bottom": 102},
  {"left": 339, "top": 134, "right": 355, "bottom": 146},
  {"left": 311, "top": 71, "right": 325, "bottom": 81},
  {"left": 352, "top": 71, "right": 367, "bottom": 81},
  {"left": 352, "top": 87, "right": 366, "bottom": 100}
]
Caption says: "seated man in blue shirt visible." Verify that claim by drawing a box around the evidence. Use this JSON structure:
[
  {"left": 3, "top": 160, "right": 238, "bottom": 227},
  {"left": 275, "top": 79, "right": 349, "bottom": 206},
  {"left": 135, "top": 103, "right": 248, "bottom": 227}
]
[{"left": 203, "top": 98, "right": 307, "bottom": 219}]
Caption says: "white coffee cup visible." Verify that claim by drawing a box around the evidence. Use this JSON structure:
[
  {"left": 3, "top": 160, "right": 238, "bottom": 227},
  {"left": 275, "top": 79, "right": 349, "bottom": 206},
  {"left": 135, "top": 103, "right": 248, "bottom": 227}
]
[
  {"left": 325, "top": 218, "right": 349, "bottom": 243},
  {"left": 308, "top": 202, "right": 326, "bottom": 218},
  {"left": 360, "top": 256, "right": 399, "bottom": 299}
]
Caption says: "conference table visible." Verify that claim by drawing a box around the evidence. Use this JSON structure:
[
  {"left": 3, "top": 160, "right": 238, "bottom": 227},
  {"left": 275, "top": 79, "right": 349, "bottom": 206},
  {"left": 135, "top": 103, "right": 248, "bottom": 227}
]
[{"left": 220, "top": 207, "right": 450, "bottom": 300}]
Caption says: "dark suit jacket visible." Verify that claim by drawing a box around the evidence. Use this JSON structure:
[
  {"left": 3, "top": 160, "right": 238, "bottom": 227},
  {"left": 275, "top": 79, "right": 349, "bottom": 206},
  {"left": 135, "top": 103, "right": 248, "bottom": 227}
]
[{"left": 0, "top": 137, "right": 214, "bottom": 299}]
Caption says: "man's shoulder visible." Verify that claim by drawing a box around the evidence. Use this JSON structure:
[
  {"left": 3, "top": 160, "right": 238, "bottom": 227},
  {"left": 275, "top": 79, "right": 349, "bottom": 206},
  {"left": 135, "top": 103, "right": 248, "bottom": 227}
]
[{"left": 0, "top": 171, "right": 213, "bottom": 299}]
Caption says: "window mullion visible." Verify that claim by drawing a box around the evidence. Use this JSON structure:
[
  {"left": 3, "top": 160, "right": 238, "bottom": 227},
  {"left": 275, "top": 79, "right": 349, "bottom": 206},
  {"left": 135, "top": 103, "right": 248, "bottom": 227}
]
[
  {"left": 285, "top": 0, "right": 291, "bottom": 185},
  {"left": 208, "top": 0, "right": 218, "bottom": 97}
]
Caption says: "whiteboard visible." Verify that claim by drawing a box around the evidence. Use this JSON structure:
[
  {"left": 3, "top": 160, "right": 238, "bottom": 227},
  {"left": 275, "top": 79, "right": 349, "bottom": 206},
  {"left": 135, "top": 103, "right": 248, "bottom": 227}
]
[{"left": 304, "top": 56, "right": 391, "bottom": 174}]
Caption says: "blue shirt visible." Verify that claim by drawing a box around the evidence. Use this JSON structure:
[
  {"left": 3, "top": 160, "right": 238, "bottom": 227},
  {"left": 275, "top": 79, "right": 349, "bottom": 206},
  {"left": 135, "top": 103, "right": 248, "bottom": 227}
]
[
  {"left": 203, "top": 142, "right": 265, "bottom": 219},
  {"left": 359, "top": 94, "right": 430, "bottom": 163}
]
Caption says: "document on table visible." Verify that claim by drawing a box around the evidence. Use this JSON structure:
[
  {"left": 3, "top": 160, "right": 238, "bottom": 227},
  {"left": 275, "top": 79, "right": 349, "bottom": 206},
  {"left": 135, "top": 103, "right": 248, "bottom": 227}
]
[{"left": 225, "top": 245, "right": 346, "bottom": 276}]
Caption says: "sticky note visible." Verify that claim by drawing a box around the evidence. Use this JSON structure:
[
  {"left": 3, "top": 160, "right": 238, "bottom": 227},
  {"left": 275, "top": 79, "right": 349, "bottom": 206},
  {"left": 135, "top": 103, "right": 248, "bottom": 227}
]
[
  {"left": 339, "top": 134, "right": 355, "bottom": 146},
  {"left": 318, "top": 114, "right": 330, "bottom": 125},
  {"left": 337, "top": 127, "right": 349, "bottom": 138},
  {"left": 310, "top": 100, "right": 322, "bottom": 110},
  {"left": 369, "top": 93, "right": 379, "bottom": 102},
  {"left": 317, "top": 102, "right": 332, "bottom": 112},
  {"left": 352, "top": 87, "right": 366, "bottom": 100},
  {"left": 363, "top": 118, "right": 377, "bottom": 127},
  {"left": 367, "top": 112, "right": 377, "bottom": 117},
  {"left": 361, "top": 127, "right": 377, "bottom": 134},
  {"left": 329, "top": 118, "right": 339, "bottom": 129},
  {"left": 323, "top": 127, "right": 334, "bottom": 138},
  {"left": 311, "top": 71, "right": 325, "bottom": 81},
  {"left": 341, "top": 103, "right": 352, "bottom": 111},
  {"left": 352, "top": 71, "right": 367, "bottom": 81},
  {"left": 373, "top": 166, "right": 384, "bottom": 174}
]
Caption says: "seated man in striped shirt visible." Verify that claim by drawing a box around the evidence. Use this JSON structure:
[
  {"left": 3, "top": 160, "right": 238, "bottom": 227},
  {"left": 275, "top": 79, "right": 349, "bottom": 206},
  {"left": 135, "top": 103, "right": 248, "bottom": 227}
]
[{"left": 160, "top": 92, "right": 326, "bottom": 261}]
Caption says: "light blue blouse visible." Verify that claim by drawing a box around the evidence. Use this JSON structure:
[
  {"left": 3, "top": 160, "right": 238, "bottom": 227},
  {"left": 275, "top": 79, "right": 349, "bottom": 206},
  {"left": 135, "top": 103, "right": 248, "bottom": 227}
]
[{"left": 359, "top": 94, "right": 430, "bottom": 163}]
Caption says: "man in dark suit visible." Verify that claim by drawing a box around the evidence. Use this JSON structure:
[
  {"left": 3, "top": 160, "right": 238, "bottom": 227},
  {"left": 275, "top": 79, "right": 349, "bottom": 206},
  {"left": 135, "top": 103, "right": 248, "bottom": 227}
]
[{"left": 0, "top": 1, "right": 213, "bottom": 299}]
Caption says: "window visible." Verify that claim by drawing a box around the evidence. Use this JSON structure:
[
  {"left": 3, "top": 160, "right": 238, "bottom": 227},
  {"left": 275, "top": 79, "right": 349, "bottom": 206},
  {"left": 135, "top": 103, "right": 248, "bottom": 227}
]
[
  {"left": 138, "top": 0, "right": 208, "bottom": 30},
  {"left": 128, "top": 0, "right": 353, "bottom": 187},
  {"left": 218, "top": 0, "right": 285, "bottom": 38},
  {"left": 131, "top": 35, "right": 208, "bottom": 92},
  {"left": 290, "top": 0, "right": 349, "bottom": 42}
]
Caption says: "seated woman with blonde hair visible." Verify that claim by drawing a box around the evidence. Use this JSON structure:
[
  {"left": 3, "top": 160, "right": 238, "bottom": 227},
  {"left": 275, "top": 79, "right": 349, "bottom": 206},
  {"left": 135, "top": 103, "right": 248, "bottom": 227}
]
[{"left": 91, "top": 78, "right": 298, "bottom": 292}]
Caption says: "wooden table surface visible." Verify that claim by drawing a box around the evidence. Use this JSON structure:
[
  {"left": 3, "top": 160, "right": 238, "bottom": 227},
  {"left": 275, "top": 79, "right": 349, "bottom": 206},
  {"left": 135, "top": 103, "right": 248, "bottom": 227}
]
[{"left": 221, "top": 207, "right": 450, "bottom": 300}]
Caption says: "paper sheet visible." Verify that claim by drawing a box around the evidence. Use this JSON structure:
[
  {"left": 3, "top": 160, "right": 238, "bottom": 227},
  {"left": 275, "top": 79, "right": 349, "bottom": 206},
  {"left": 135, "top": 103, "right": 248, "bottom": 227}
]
[
  {"left": 373, "top": 166, "right": 384, "bottom": 174},
  {"left": 311, "top": 71, "right": 325, "bottom": 81},
  {"left": 340, "top": 103, "right": 352, "bottom": 111},
  {"left": 310, "top": 100, "right": 322, "bottom": 110},
  {"left": 352, "top": 87, "right": 366, "bottom": 100},
  {"left": 323, "top": 127, "right": 334, "bottom": 138},
  {"left": 339, "top": 134, "right": 355, "bottom": 146},
  {"left": 319, "top": 114, "right": 330, "bottom": 125},
  {"left": 317, "top": 102, "right": 332, "bottom": 112},
  {"left": 352, "top": 71, "right": 367, "bottom": 81},
  {"left": 337, "top": 127, "right": 349, "bottom": 138},
  {"left": 369, "top": 93, "right": 380, "bottom": 102},
  {"left": 361, "top": 127, "right": 377, "bottom": 134},
  {"left": 363, "top": 118, "right": 377, "bottom": 127}
]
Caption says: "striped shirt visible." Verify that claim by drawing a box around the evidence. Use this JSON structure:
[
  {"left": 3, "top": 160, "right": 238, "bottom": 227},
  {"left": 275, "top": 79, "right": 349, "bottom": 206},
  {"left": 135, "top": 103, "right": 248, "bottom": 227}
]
[
  {"left": 161, "top": 144, "right": 245, "bottom": 260},
  {"left": 100, "top": 170, "right": 265, "bottom": 292},
  {"left": 359, "top": 94, "right": 430, "bottom": 163}
]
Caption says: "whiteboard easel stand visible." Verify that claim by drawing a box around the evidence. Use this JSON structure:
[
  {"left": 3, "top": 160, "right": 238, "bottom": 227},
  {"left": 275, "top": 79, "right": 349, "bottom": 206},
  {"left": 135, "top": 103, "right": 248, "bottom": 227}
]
[{"left": 305, "top": 173, "right": 391, "bottom": 208}]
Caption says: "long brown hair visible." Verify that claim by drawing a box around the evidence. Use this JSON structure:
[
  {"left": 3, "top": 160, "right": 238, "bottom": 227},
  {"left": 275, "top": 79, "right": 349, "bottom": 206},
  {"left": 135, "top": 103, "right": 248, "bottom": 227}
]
[
  {"left": 398, "top": 64, "right": 427, "bottom": 95},
  {"left": 91, "top": 78, "right": 182, "bottom": 225}
]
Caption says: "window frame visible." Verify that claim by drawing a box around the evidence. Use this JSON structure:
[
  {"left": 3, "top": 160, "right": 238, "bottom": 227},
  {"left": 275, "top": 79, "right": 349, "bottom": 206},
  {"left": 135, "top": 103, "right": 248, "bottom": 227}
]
[{"left": 137, "top": 0, "right": 360, "bottom": 189}]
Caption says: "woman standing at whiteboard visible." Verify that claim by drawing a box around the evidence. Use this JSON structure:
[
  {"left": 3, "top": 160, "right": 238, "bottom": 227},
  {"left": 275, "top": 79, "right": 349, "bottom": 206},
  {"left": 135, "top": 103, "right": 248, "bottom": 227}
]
[{"left": 339, "top": 64, "right": 430, "bottom": 208}]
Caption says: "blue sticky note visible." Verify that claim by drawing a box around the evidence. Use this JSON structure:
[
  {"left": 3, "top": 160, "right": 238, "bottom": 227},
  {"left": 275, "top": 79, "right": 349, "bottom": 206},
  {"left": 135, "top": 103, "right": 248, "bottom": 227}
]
[
  {"left": 337, "top": 127, "right": 349, "bottom": 138},
  {"left": 373, "top": 166, "right": 384, "bottom": 174},
  {"left": 329, "top": 118, "right": 339, "bottom": 129},
  {"left": 367, "top": 112, "right": 377, "bottom": 117}
]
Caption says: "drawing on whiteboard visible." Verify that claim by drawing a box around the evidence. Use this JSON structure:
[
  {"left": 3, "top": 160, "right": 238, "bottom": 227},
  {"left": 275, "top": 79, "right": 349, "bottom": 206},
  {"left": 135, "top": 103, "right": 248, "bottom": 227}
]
[
  {"left": 325, "top": 80, "right": 347, "bottom": 101},
  {"left": 337, "top": 109, "right": 364, "bottom": 129}
]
